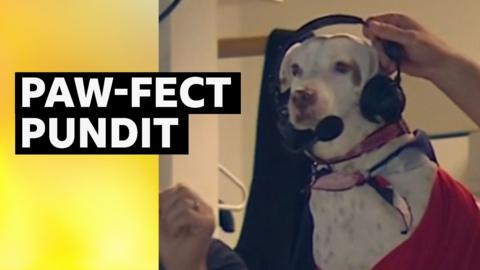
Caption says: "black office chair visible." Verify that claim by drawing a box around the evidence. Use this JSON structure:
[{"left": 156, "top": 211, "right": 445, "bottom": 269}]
[{"left": 234, "top": 28, "right": 314, "bottom": 270}]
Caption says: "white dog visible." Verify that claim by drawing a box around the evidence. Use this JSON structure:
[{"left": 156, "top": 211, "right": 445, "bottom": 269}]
[{"left": 279, "top": 34, "right": 480, "bottom": 270}]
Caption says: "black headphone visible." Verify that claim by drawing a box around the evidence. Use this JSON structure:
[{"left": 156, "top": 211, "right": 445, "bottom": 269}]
[{"left": 271, "top": 14, "right": 406, "bottom": 152}]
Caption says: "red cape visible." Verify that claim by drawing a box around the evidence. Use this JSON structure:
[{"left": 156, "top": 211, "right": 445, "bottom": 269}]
[{"left": 373, "top": 168, "right": 480, "bottom": 270}]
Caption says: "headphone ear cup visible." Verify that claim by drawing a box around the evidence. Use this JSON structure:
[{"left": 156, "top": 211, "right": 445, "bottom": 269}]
[{"left": 360, "top": 75, "right": 406, "bottom": 124}]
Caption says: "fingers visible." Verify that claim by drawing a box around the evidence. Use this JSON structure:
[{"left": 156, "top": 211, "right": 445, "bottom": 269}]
[
  {"left": 366, "top": 20, "right": 416, "bottom": 46},
  {"left": 166, "top": 204, "right": 211, "bottom": 237},
  {"left": 363, "top": 13, "right": 424, "bottom": 48},
  {"left": 366, "top": 13, "right": 422, "bottom": 30},
  {"left": 160, "top": 185, "right": 182, "bottom": 217},
  {"left": 160, "top": 184, "right": 204, "bottom": 216},
  {"left": 160, "top": 184, "right": 215, "bottom": 238},
  {"left": 164, "top": 200, "right": 197, "bottom": 236},
  {"left": 174, "top": 184, "right": 204, "bottom": 206},
  {"left": 164, "top": 196, "right": 197, "bottom": 222}
]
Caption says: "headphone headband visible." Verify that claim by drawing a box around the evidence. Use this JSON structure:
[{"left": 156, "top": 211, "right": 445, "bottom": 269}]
[
  {"left": 284, "top": 14, "right": 403, "bottom": 68},
  {"left": 296, "top": 14, "right": 365, "bottom": 41},
  {"left": 279, "top": 15, "right": 368, "bottom": 62}
]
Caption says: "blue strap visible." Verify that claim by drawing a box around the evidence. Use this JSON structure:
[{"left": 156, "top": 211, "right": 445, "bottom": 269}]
[
  {"left": 368, "top": 130, "right": 438, "bottom": 175},
  {"left": 365, "top": 130, "right": 437, "bottom": 234}
]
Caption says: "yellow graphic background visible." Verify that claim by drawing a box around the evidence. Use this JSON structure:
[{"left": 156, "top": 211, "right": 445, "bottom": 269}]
[{"left": 0, "top": 1, "right": 158, "bottom": 269}]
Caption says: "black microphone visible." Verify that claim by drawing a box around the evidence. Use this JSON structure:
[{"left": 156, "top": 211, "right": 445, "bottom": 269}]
[
  {"left": 315, "top": 115, "right": 344, "bottom": 141},
  {"left": 280, "top": 115, "right": 344, "bottom": 152}
]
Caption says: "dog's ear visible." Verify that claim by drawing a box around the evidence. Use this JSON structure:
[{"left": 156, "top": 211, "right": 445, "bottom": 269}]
[
  {"left": 279, "top": 42, "right": 302, "bottom": 92},
  {"left": 348, "top": 38, "right": 381, "bottom": 88},
  {"left": 366, "top": 43, "right": 381, "bottom": 78},
  {"left": 371, "top": 38, "right": 396, "bottom": 76},
  {"left": 349, "top": 37, "right": 381, "bottom": 84}
]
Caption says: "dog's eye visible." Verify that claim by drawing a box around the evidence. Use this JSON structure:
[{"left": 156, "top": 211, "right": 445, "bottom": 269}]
[
  {"left": 334, "top": 61, "right": 352, "bottom": 74},
  {"left": 291, "top": 63, "right": 303, "bottom": 77}
]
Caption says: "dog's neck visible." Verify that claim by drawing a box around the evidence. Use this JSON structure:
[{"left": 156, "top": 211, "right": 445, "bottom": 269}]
[
  {"left": 310, "top": 117, "right": 413, "bottom": 175},
  {"left": 308, "top": 120, "right": 409, "bottom": 166},
  {"left": 330, "top": 133, "right": 414, "bottom": 175},
  {"left": 311, "top": 108, "right": 382, "bottom": 161}
]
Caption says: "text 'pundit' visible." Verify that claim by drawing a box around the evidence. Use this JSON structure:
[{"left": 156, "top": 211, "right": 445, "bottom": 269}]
[{"left": 15, "top": 72, "right": 241, "bottom": 154}]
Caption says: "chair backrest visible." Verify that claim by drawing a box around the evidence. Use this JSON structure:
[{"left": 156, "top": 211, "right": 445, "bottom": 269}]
[{"left": 234, "top": 28, "right": 315, "bottom": 270}]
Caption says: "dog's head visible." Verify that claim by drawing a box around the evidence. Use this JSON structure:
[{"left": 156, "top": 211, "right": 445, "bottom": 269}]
[{"left": 279, "top": 34, "right": 386, "bottom": 159}]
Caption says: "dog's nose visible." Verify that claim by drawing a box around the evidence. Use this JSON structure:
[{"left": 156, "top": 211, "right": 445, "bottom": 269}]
[{"left": 291, "top": 89, "right": 316, "bottom": 110}]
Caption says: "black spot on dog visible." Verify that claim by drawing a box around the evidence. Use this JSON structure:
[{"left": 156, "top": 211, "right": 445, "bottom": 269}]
[{"left": 350, "top": 60, "right": 362, "bottom": 86}]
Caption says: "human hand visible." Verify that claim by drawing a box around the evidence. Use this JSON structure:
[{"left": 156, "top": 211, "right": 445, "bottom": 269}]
[
  {"left": 363, "top": 13, "right": 457, "bottom": 82},
  {"left": 160, "top": 184, "right": 215, "bottom": 270}
]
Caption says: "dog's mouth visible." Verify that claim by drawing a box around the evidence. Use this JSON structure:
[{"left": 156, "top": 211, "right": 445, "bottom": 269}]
[
  {"left": 289, "top": 101, "right": 326, "bottom": 131},
  {"left": 283, "top": 115, "right": 344, "bottom": 153},
  {"left": 290, "top": 109, "right": 318, "bottom": 130},
  {"left": 289, "top": 104, "right": 344, "bottom": 142}
]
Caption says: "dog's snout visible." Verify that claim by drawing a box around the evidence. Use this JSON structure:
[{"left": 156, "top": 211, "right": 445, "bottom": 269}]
[{"left": 291, "top": 89, "right": 317, "bottom": 110}]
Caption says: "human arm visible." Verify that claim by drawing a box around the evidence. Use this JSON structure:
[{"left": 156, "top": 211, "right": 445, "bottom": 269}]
[
  {"left": 363, "top": 13, "right": 480, "bottom": 127},
  {"left": 160, "top": 184, "right": 248, "bottom": 270},
  {"left": 160, "top": 184, "right": 214, "bottom": 270}
]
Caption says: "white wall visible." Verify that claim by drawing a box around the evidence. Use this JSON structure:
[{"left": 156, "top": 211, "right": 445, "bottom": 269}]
[
  {"left": 217, "top": 57, "right": 262, "bottom": 244},
  {"left": 432, "top": 132, "right": 480, "bottom": 197},
  {"left": 466, "top": 131, "right": 480, "bottom": 196},
  {"left": 432, "top": 137, "right": 469, "bottom": 181},
  {"left": 217, "top": 0, "right": 480, "bottom": 247},
  {"left": 159, "top": 0, "right": 219, "bottom": 212}
]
